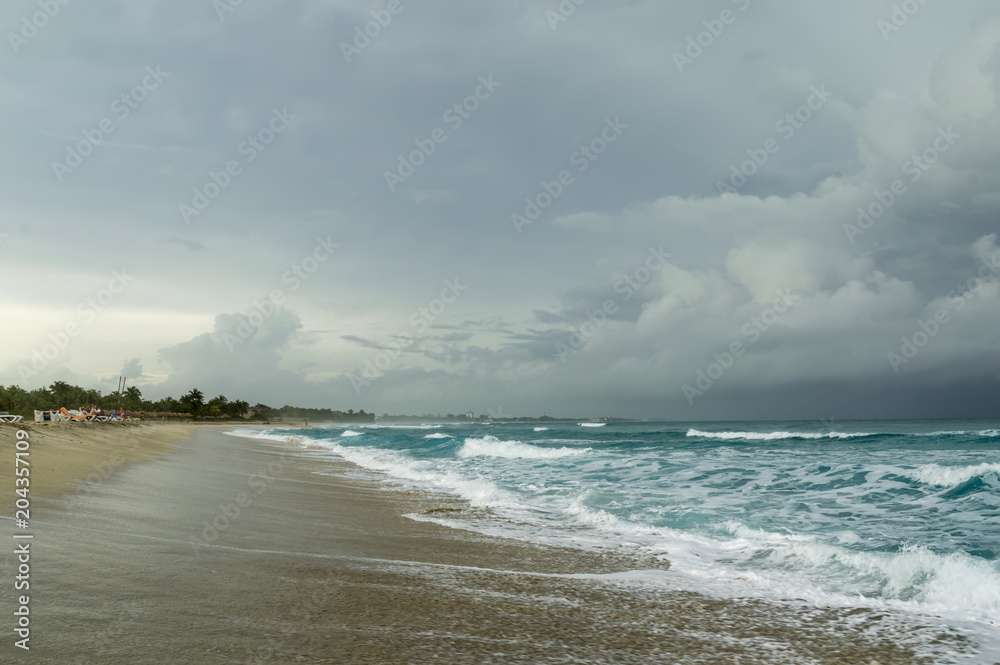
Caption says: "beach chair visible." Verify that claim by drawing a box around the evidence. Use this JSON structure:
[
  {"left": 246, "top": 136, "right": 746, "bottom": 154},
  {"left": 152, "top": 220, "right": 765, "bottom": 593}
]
[
  {"left": 61, "top": 407, "right": 93, "bottom": 422},
  {"left": 0, "top": 412, "right": 23, "bottom": 423}
]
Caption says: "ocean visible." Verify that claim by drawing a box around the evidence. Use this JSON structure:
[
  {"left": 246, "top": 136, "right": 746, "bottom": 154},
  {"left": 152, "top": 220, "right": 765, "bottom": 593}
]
[{"left": 233, "top": 420, "right": 1000, "bottom": 662}]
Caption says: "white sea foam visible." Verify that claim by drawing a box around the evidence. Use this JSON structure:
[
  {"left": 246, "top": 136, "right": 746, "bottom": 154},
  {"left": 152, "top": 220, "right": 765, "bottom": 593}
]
[
  {"left": 836, "top": 531, "right": 862, "bottom": 545},
  {"left": 686, "top": 429, "right": 873, "bottom": 441},
  {"left": 579, "top": 422, "right": 606, "bottom": 427},
  {"left": 686, "top": 429, "right": 998, "bottom": 441},
  {"left": 341, "top": 430, "right": 362, "bottom": 437},
  {"left": 549, "top": 500, "right": 1000, "bottom": 631},
  {"left": 310, "top": 440, "right": 512, "bottom": 508},
  {"left": 916, "top": 430, "right": 1000, "bottom": 437},
  {"left": 719, "top": 522, "right": 1000, "bottom": 621},
  {"left": 458, "top": 436, "right": 589, "bottom": 460},
  {"left": 905, "top": 463, "right": 1000, "bottom": 487},
  {"left": 224, "top": 429, "right": 305, "bottom": 445},
  {"left": 424, "top": 433, "right": 451, "bottom": 439},
  {"left": 564, "top": 497, "right": 661, "bottom": 536},
  {"left": 533, "top": 427, "right": 550, "bottom": 431},
  {"left": 353, "top": 424, "right": 443, "bottom": 429}
]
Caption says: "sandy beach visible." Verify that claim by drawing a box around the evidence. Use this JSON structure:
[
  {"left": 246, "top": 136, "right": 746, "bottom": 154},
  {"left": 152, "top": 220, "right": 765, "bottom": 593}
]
[
  {"left": 0, "top": 421, "right": 205, "bottom": 513},
  {"left": 0, "top": 424, "right": 951, "bottom": 664}
]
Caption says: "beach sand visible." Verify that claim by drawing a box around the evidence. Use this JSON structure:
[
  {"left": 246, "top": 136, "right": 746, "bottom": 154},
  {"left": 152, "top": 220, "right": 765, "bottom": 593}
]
[
  {"left": 0, "top": 421, "right": 203, "bottom": 513},
  {"left": 0, "top": 425, "right": 953, "bottom": 664}
]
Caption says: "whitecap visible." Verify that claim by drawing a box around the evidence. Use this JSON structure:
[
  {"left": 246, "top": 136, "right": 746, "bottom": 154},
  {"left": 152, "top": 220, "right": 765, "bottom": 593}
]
[
  {"left": 224, "top": 429, "right": 305, "bottom": 445},
  {"left": 458, "top": 436, "right": 589, "bottom": 459},
  {"left": 686, "top": 428, "right": 873, "bottom": 441},
  {"left": 905, "top": 462, "right": 1000, "bottom": 487}
]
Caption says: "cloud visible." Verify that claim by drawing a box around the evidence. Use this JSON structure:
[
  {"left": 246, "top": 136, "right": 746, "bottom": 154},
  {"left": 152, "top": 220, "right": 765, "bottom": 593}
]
[
  {"left": 121, "top": 358, "right": 143, "bottom": 379},
  {"left": 725, "top": 240, "right": 873, "bottom": 303},
  {"left": 154, "top": 309, "right": 311, "bottom": 400},
  {"left": 2, "top": 1, "right": 999, "bottom": 418}
]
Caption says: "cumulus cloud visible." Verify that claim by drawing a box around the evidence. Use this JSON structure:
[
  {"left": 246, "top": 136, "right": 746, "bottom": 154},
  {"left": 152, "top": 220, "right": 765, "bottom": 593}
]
[{"left": 154, "top": 309, "right": 311, "bottom": 399}]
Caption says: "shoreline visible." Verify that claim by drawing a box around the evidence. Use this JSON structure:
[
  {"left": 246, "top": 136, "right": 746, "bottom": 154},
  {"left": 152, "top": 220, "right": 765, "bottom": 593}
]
[{"left": 0, "top": 426, "right": 955, "bottom": 663}]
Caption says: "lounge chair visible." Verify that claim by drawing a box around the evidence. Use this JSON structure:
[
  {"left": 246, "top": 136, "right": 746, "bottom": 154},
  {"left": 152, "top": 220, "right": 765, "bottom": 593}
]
[
  {"left": 0, "top": 412, "right": 23, "bottom": 423},
  {"left": 61, "top": 407, "right": 95, "bottom": 422}
]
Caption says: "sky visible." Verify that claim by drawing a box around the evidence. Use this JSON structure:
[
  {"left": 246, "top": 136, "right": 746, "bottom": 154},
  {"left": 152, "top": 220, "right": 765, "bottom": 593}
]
[{"left": 2, "top": 0, "right": 999, "bottom": 420}]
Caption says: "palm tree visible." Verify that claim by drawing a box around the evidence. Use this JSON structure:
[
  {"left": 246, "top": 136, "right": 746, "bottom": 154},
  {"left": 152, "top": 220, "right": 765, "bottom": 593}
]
[
  {"left": 124, "top": 386, "right": 142, "bottom": 409},
  {"left": 228, "top": 399, "right": 250, "bottom": 418},
  {"left": 180, "top": 388, "right": 205, "bottom": 417}
]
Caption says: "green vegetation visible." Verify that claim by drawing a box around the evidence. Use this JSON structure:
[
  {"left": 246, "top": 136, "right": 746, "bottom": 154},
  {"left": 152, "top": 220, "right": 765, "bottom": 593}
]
[{"left": 0, "top": 381, "right": 372, "bottom": 422}]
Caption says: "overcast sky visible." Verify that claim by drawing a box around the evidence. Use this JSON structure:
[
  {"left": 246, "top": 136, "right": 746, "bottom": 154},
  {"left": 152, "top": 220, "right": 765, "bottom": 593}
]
[{"left": 3, "top": 0, "right": 999, "bottom": 419}]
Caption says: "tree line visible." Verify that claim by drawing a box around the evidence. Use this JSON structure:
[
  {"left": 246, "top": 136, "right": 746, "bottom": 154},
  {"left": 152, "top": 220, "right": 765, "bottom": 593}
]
[{"left": 0, "top": 381, "right": 373, "bottom": 422}]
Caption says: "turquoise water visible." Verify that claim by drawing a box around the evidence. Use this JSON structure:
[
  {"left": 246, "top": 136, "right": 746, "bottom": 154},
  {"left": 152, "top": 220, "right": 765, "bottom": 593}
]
[{"left": 237, "top": 420, "right": 1000, "bottom": 659}]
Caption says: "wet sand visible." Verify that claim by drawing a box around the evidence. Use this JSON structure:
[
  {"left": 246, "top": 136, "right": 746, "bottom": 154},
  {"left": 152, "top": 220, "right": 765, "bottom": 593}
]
[{"left": 0, "top": 426, "right": 955, "bottom": 664}]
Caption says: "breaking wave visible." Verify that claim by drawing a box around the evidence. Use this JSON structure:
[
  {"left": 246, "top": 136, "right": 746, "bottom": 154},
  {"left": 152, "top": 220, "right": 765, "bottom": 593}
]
[
  {"left": 687, "top": 429, "right": 874, "bottom": 441},
  {"left": 906, "top": 463, "right": 1000, "bottom": 487},
  {"left": 458, "top": 436, "right": 589, "bottom": 459}
]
